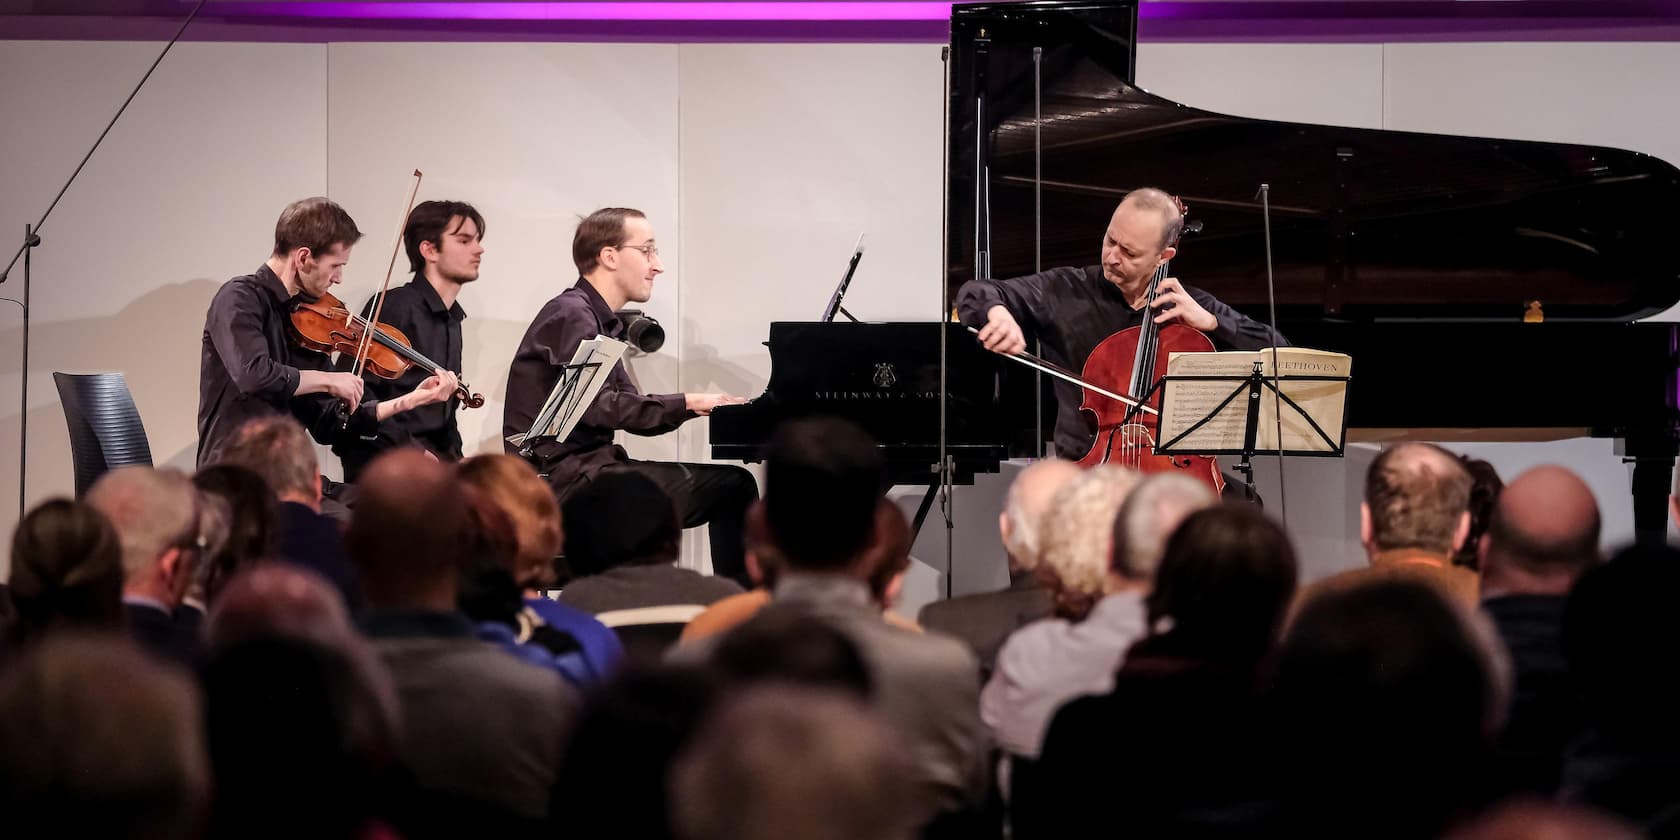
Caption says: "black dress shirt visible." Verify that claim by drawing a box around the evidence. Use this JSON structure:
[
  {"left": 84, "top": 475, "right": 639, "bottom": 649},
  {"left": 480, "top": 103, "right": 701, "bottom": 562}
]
[
  {"left": 331, "top": 278, "right": 466, "bottom": 482},
  {"left": 197, "top": 264, "right": 379, "bottom": 466},
  {"left": 957, "top": 265, "right": 1288, "bottom": 459},
  {"left": 503, "top": 279, "right": 691, "bottom": 497}
]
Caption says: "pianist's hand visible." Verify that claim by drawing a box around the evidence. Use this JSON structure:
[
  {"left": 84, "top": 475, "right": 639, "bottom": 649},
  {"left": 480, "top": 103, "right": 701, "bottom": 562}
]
[
  {"left": 686, "top": 393, "right": 747, "bottom": 416},
  {"left": 1150, "top": 277, "right": 1218, "bottom": 332},
  {"left": 978, "top": 305, "right": 1027, "bottom": 356}
]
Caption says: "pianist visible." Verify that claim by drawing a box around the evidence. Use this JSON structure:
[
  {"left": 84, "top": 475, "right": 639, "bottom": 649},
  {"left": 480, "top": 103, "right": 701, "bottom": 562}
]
[
  {"left": 502, "top": 207, "right": 757, "bottom": 586},
  {"left": 961, "top": 187, "right": 1288, "bottom": 462}
]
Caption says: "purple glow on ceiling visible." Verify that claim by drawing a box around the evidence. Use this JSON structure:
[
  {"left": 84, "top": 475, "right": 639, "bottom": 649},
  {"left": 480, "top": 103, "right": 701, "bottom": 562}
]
[{"left": 226, "top": 2, "right": 959, "bottom": 21}]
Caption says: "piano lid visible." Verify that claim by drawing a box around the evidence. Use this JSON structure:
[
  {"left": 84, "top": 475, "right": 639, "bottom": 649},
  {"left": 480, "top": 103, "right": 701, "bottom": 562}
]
[{"left": 947, "top": 1, "right": 1680, "bottom": 323}]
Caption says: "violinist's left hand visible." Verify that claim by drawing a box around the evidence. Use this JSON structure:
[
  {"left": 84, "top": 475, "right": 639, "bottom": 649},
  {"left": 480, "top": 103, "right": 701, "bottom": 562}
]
[
  {"left": 408, "top": 369, "right": 460, "bottom": 408},
  {"left": 1150, "top": 277, "right": 1218, "bottom": 332}
]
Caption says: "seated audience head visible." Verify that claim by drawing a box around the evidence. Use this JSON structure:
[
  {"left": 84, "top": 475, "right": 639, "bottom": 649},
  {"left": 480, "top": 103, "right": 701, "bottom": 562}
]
[
  {"left": 1478, "top": 465, "right": 1600, "bottom": 598},
  {"left": 999, "top": 458, "right": 1082, "bottom": 579},
  {"left": 1453, "top": 456, "right": 1503, "bottom": 570},
  {"left": 456, "top": 485, "right": 527, "bottom": 627},
  {"left": 742, "top": 500, "right": 786, "bottom": 590},
  {"left": 1564, "top": 543, "right": 1680, "bottom": 742},
  {"left": 554, "top": 664, "right": 722, "bottom": 840},
  {"left": 1362, "top": 442, "right": 1473, "bottom": 561},
  {"left": 6, "top": 498, "right": 124, "bottom": 645},
  {"left": 191, "top": 464, "right": 280, "bottom": 604},
  {"left": 217, "top": 415, "right": 320, "bottom": 509},
  {"left": 457, "top": 453, "right": 563, "bottom": 589},
  {"left": 1272, "top": 577, "right": 1506, "bottom": 833},
  {"left": 201, "top": 635, "right": 400, "bottom": 840},
  {"left": 1111, "top": 472, "right": 1218, "bottom": 583},
  {"left": 346, "top": 450, "right": 470, "bottom": 611},
  {"left": 205, "top": 565, "right": 360, "bottom": 655},
  {"left": 671, "top": 686, "right": 924, "bottom": 840},
  {"left": 0, "top": 633, "right": 208, "bottom": 838},
  {"left": 86, "top": 465, "right": 204, "bottom": 609},
  {"left": 562, "top": 470, "right": 681, "bottom": 577},
  {"left": 864, "top": 501, "right": 913, "bottom": 611},
  {"left": 1037, "top": 464, "right": 1141, "bottom": 620},
  {"left": 1146, "top": 504, "right": 1297, "bottom": 664},
  {"left": 1442, "top": 800, "right": 1641, "bottom": 840},
  {"left": 762, "top": 417, "right": 885, "bottom": 575},
  {"left": 711, "top": 609, "right": 873, "bottom": 701}
]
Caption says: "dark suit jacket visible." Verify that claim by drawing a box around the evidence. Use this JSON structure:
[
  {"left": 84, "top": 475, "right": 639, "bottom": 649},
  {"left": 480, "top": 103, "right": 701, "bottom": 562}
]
[
  {"left": 918, "top": 577, "right": 1053, "bottom": 681},
  {"left": 123, "top": 601, "right": 200, "bottom": 666},
  {"left": 277, "top": 501, "right": 363, "bottom": 610}
]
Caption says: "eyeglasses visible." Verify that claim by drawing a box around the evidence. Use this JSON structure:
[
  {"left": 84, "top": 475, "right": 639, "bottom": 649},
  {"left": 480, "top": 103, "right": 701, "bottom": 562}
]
[{"left": 615, "top": 242, "right": 659, "bottom": 259}]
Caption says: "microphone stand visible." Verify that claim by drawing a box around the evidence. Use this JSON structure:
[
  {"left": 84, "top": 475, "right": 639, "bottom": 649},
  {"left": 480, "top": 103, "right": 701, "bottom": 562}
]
[{"left": 0, "top": 0, "right": 206, "bottom": 518}]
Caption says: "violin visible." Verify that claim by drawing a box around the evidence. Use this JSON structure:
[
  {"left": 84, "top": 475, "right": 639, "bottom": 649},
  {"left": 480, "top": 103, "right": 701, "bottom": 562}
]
[
  {"left": 1074, "top": 257, "right": 1223, "bottom": 493},
  {"left": 289, "top": 291, "right": 485, "bottom": 409}
]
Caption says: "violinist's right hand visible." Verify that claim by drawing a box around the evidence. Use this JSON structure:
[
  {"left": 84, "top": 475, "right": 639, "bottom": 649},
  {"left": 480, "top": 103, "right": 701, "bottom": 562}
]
[{"left": 977, "top": 305, "right": 1026, "bottom": 356}]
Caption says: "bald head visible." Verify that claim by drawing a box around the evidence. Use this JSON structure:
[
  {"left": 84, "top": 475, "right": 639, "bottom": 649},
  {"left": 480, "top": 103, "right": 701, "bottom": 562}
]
[
  {"left": 86, "top": 466, "right": 198, "bottom": 580},
  {"left": 346, "top": 450, "right": 469, "bottom": 608},
  {"left": 1001, "top": 458, "right": 1082, "bottom": 575},
  {"left": 1481, "top": 465, "right": 1600, "bottom": 595},
  {"left": 206, "top": 565, "right": 356, "bottom": 654},
  {"left": 1363, "top": 443, "right": 1472, "bottom": 557}
]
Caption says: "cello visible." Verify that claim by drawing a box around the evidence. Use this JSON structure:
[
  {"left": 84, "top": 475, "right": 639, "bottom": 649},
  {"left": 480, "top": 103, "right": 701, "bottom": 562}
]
[{"left": 1073, "top": 251, "right": 1224, "bottom": 493}]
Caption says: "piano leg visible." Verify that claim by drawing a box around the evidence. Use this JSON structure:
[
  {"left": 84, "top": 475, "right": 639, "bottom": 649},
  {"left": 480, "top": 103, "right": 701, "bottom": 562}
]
[
  {"left": 910, "top": 482, "right": 941, "bottom": 542},
  {"left": 1620, "top": 435, "right": 1677, "bottom": 547}
]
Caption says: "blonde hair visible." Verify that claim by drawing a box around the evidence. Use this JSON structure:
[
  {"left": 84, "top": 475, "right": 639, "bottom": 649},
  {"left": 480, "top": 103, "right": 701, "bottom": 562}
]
[
  {"left": 1037, "top": 465, "right": 1142, "bottom": 620},
  {"left": 457, "top": 454, "right": 562, "bottom": 589}
]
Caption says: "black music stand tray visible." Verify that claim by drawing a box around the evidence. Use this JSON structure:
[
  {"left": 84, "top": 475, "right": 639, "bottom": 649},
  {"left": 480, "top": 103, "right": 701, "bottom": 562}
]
[{"left": 1152, "top": 361, "right": 1350, "bottom": 501}]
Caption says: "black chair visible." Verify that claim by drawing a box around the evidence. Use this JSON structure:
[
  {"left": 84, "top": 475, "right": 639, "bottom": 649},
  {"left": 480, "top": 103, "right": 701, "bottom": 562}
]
[{"left": 53, "top": 372, "right": 153, "bottom": 497}]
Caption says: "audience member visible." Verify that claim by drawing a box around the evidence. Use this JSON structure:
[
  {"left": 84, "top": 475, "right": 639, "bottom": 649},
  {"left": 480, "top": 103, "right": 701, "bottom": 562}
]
[
  {"left": 216, "top": 416, "right": 360, "bottom": 609},
  {"left": 1454, "top": 456, "right": 1503, "bottom": 571},
  {"left": 1442, "top": 800, "right": 1642, "bottom": 840},
  {"left": 191, "top": 464, "right": 279, "bottom": 604},
  {"left": 670, "top": 686, "right": 926, "bottom": 840},
  {"left": 349, "top": 450, "right": 577, "bottom": 826},
  {"left": 558, "top": 470, "right": 743, "bottom": 616},
  {"left": 0, "top": 633, "right": 209, "bottom": 839},
  {"left": 705, "top": 418, "right": 986, "bottom": 817},
  {"left": 201, "top": 635, "right": 403, "bottom": 840},
  {"left": 1560, "top": 542, "right": 1680, "bottom": 836},
  {"left": 4, "top": 498, "right": 124, "bottom": 653},
  {"left": 87, "top": 466, "right": 207, "bottom": 666},
  {"left": 457, "top": 453, "right": 624, "bottom": 684},
  {"left": 919, "top": 459, "right": 1080, "bottom": 678},
  {"left": 552, "top": 664, "right": 722, "bottom": 840},
  {"left": 1271, "top": 577, "right": 1507, "bottom": 838},
  {"left": 1297, "top": 442, "right": 1478, "bottom": 612},
  {"left": 1029, "top": 504, "right": 1296, "bottom": 839},
  {"left": 710, "top": 608, "right": 874, "bottom": 700},
  {"left": 981, "top": 466, "right": 1172, "bottom": 763},
  {"left": 1478, "top": 465, "right": 1600, "bottom": 796},
  {"left": 864, "top": 501, "right": 919, "bottom": 629}
]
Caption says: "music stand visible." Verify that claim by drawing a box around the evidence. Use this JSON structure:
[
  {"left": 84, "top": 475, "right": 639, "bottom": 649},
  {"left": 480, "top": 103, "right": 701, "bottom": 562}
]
[
  {"left": 821, "top": 233, "right": 867, "bottom": 323},
  {"left": 507, "top": 336, "right": 627, "bottom": 465},
  {"left": 1153, "top": 361, "right": 1350, "bottom": 501}
]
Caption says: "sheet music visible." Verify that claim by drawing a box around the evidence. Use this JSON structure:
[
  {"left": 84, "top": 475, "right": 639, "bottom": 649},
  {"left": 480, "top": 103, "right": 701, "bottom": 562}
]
[
  {"left": 1158, "top": 347, "right": 1351, "bottom": 453},
  {"left": 506, "top": 336, "right": 628, "bottom": 448}
]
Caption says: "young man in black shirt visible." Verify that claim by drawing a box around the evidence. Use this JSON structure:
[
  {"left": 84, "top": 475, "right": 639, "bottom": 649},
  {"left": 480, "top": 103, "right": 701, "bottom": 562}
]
[
  {"left": 197, "top": 197, "right": 458, "bottom": 476},
  {"left": 333, "top": 200, "right": 483, "bottom": 482},
  {"left": 503, "top": 207, "right": 757, "bottom": 586},
  {"left": 959, "top": 186, "right": 1287, "bottom": 461}
]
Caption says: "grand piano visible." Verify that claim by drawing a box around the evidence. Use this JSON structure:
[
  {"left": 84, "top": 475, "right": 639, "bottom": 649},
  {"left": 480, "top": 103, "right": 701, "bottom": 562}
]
[{"left": 712, "top": 0, "right": 1680, "bottom": 544}]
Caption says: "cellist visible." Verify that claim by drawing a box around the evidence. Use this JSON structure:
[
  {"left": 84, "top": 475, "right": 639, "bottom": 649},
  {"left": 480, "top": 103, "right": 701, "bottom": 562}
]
[
  {"left": 959, "top": 187, "right": 1287, "bottom": 465},
  {"left": 196, "top": 197, "right": 457, "bottom": 498}
]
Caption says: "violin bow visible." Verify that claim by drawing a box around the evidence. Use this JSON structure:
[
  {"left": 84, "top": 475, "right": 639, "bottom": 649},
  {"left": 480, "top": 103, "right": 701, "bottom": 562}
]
[{"left": 351, "top": 169, "right": 424, "bottom": 379}]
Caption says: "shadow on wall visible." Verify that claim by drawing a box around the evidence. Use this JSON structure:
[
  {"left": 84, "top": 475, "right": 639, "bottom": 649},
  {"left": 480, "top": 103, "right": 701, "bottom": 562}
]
[{"left": 0, "top": 277, "right": 218, "bottom": 541}]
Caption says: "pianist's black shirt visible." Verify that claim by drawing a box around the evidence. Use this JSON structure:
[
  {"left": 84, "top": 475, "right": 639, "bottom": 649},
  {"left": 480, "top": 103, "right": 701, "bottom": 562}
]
[
  {"left": 503, "top": 278, "right": 691, "bottom": 497},
  {"left": 197, "top": 264, "right": 381, "bottom": 467},
  {"left": 957, "top": 265, "right": 1287, "bottom": 460},
  {"left": 332, "top": 277, "right": 466, "bottom": 482}
]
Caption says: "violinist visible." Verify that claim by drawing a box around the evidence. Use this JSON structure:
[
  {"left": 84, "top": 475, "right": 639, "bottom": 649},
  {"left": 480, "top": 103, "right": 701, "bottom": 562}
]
[
  {"left": 958, "top": 187, "right": 1287, "bottom": 463},
  {"left": 196, "top": 197, "right": 458, "bottom": 477},
  {"left": 332, "top": 200, "right": 483, "bottom": 482}
]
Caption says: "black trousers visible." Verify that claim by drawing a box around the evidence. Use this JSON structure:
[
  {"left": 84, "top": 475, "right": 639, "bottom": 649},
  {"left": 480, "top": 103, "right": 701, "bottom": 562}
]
[{"left": 600, "top": 460, "right": 758, "bottom": 587}]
